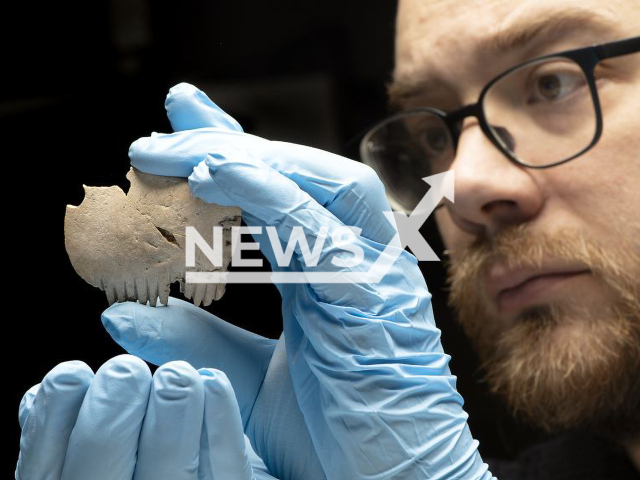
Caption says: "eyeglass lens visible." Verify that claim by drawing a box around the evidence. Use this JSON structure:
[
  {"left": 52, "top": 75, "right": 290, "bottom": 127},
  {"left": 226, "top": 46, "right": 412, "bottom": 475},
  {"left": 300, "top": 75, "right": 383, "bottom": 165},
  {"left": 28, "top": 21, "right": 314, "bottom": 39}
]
[
  {"left": 483, "top": 57, "right": 597, "bottom": 165},
  {"left": 362, "top": 56, "right": 598, "bottom": 212}
]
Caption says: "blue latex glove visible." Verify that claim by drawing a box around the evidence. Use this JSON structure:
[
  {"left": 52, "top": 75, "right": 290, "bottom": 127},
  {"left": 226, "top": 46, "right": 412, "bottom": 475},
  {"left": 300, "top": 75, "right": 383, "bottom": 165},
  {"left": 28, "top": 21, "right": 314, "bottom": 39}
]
[
  {"left": 106, "top": 83, "right": 495, "bottom": 479},
  {"left": 15, "top": 355, "right": 275, "bottom": 480},
  {"left": 104, "top": 300, "right": 323, "bottom": 480}
]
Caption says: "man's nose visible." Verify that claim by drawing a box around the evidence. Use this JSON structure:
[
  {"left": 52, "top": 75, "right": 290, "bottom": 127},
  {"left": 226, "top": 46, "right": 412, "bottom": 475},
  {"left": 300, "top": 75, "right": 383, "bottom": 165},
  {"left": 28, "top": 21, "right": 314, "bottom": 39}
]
[{"left": 448, "top": 123, "right": 545, "bottom": 237}]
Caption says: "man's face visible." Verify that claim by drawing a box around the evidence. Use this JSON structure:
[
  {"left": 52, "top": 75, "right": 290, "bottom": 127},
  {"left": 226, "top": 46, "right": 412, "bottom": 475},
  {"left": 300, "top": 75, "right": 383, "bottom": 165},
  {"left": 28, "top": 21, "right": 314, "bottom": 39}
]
[{"left": 394, "top": 0, "right": 640, "bottom": 438}]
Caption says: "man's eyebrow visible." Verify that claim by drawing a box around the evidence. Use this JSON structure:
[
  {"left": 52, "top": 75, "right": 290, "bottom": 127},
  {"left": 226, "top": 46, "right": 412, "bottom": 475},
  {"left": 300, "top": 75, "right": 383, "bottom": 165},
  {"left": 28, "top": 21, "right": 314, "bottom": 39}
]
[
  {"left": 477, "top": 9, "right": 617, "bottom": 55},
  {"left": 388, "top": 9, "right": 618, "bottom": 109}
]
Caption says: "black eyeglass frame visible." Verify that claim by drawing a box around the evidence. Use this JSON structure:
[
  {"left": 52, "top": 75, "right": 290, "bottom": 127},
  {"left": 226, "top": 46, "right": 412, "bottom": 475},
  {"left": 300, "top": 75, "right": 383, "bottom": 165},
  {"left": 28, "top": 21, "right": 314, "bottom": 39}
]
[{"left": 363, "top": 35, "right": 640, "bottom": 170}]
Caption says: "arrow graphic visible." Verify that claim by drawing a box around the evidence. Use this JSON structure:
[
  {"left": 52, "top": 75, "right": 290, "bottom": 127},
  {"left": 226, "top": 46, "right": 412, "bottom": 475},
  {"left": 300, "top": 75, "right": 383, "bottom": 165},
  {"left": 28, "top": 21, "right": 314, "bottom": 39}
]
[
  {"left": 412, "top": 171, "right": 455, "bottom": 225},
  {"left": 386, "top": 170, "right": 455, "bottom": 262}
]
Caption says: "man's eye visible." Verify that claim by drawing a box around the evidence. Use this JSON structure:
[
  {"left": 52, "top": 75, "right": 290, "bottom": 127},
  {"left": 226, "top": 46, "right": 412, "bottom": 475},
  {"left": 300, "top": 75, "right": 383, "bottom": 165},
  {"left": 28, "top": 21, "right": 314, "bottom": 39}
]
[
  {"left": 423, "top": 126, "right": 450, "bottom": 153},
  {"left": 527, "top": 69, "right": 587, "bottom": 104}
]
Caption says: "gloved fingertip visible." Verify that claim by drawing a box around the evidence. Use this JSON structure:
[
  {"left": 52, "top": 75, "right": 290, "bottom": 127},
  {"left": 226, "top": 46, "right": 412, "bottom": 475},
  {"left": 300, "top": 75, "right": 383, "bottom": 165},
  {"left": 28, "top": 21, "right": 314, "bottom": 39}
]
[
  {"left": 153, "top": 361, "right": 203, "bottom": 401},
  {"left": 45, "top": 361, "right": 94, "bottom": 389},
  {"left": 128, "top": 136, "right": 150, "bottom": 163},
  {"left": 197, "top": 366, "right": 229, "bottom": 382},
  {"left": 165, "top": 82, "right": 244, "bottom": 133},
  {"left": 187, "top": 161, "right": 235, "bottom": 206},
  {"left": 90, "top": 355, "right": 153, "bottom": 405},
  {"left": 102, "top": 298, "right": 204, "bottom": 358},
  {"left": 35, "top": 361, "right": 93, "bottom": 412},
  {"left": 166, "top": 83, "right": 211, "bottom": 110},
  {"left": 18, "top": 383, "right": 40, "bottom": 428},
  {"left": 101, "top": 301, "right": 139, "bottom": 345},
  {"left": 101, "top": 354, "right": 152, "bottom": 382},
  {"left": 198, "top": 368, "right": 236, "bottom": 399},
  {"left": 166, "top": 82, "right": 199, "bottom": 99}
]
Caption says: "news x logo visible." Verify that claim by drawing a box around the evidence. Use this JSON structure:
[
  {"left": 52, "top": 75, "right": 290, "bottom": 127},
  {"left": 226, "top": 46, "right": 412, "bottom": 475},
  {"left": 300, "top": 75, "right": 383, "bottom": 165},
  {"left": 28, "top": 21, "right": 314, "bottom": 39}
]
[{"left": 185, "top": 172, "right": 454, "bottom": 284}]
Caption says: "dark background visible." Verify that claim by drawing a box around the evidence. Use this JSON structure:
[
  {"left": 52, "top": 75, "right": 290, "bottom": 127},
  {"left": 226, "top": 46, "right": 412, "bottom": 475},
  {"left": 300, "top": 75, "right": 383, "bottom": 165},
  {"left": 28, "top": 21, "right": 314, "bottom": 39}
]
[{"left": 4, "top": 0, "right": 543, "bottom": 474}]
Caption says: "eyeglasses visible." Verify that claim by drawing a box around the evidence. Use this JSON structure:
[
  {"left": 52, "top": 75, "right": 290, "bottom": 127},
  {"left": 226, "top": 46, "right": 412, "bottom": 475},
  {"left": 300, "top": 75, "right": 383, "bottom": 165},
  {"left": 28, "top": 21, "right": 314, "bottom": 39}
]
[{"left": 360, "top": 35, "right": 640, "bottom": 213}]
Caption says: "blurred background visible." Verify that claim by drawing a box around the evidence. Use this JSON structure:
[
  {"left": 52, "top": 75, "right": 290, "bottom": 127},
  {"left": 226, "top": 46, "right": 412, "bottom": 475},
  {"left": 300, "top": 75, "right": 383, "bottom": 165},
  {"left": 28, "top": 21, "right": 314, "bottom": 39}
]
[{"left": 4, "top": 0, "right": 544, "bottom": 473}]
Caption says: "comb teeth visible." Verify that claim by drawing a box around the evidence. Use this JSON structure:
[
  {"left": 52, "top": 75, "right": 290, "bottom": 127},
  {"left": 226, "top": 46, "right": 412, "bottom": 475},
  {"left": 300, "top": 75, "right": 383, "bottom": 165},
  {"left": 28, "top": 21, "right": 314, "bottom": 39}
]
[
  {"left": 147, "top": 276, "right": 159, "bottom": 307},
  {"left": 213, "top": 283, "right": 225, "bottom": 301},
  {"left": 99, "top": 274, "right": 226, "bottom": 308},
  {"left": 99, "top": 275, "right": 160, "bottom": 307},
  {"left": 135, "top": 277, "right": 148, "bottom": 305},
  {"left": 191, "top": 284, "right": 205, "bottom": 308},
  {"left": 104, "top": 279, "right": 117, "bottom": 306},
  {"left": 180, "top": 279, "right": 223, "bottom": 307},
  {"left": 203, "top": 284, "right": 215, "bottom": 306},
  {"left": 124, "top": 277, "right": 136, "bottom": 301},
  {"left": 158, "top": 271, "right": 171, "bottom": 306},
  {"left": 183, "top": 281, "right": 195, "bottom": 301}
]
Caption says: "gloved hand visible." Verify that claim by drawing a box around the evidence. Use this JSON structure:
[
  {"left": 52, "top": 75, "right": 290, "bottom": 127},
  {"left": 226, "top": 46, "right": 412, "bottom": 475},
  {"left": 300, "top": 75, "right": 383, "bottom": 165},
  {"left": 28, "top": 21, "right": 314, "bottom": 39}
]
[
  {"left": 105, "top": 83, "right": 495, "bottom": 479},
  {"left": 15, "top": 354, "right": 275, "bottom": 480},
  {"left": 103, "top": 299, "right": 324, "bottom": 480}
]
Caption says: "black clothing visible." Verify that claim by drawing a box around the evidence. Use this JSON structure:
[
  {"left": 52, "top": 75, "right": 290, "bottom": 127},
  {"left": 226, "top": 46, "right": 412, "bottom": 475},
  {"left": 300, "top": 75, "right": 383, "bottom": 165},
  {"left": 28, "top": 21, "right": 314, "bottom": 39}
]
[{"left": 487, "top": 433, "right": 639, "bottom": 480}]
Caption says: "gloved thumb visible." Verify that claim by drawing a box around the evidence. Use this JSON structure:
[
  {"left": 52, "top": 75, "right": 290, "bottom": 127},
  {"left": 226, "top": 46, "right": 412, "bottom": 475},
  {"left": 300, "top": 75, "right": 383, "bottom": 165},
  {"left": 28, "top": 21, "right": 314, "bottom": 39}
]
[
  {"left": 165, "top": 82, "right": 244, "bottom": 133},
  {"left": 101, "top": 296, "right": 277, "bottom": 427},
  {"left": 18, "top": 384, "right": 40, "bottom": 429}
]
